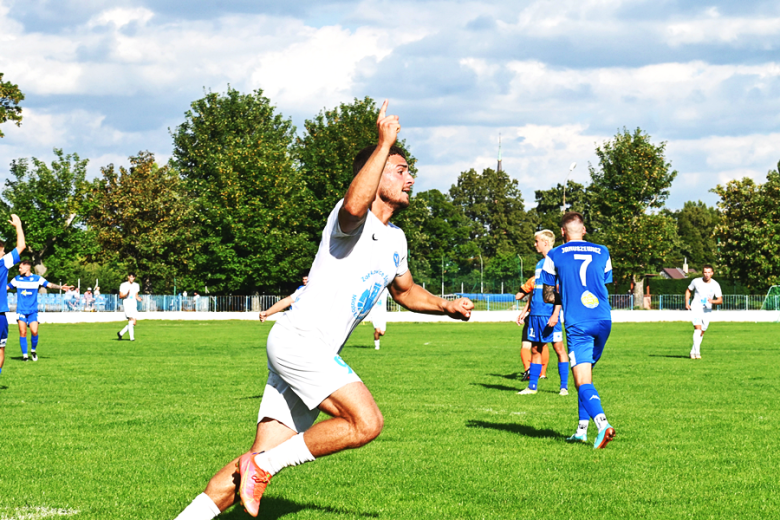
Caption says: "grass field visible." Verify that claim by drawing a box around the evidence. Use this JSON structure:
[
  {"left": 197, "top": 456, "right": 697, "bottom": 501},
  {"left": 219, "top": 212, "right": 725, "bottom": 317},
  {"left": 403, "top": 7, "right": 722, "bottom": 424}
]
[{"left": 0, "top": 320, "right": 778, "bottom": 520}]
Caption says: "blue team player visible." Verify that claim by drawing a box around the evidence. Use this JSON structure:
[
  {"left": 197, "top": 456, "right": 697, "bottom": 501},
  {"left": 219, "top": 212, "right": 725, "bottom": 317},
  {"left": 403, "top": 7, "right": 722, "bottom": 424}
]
[
  {"left": 9, "top": 260, "right": 73, "bottom": 362},
  {"left": 517, "top": 229, "right": 569, "bottom": 396},
  {"left": 541, "top": 211, "right": 615, "bottom": 449},
  {"left": 0, "top": 214, "right": 26, "bottom": 377}
]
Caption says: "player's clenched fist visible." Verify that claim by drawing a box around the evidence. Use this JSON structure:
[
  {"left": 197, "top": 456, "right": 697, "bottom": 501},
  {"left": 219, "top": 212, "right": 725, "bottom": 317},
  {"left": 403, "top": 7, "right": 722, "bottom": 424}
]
[
  {"left": 445, "top": 297, "right": 474, "bottom": 321},
  {"left": 376, "top": 99, "right": 401, "bottom": 147},
  {"left": 8, "top": 214, "right": 22, "bottom": 227}
]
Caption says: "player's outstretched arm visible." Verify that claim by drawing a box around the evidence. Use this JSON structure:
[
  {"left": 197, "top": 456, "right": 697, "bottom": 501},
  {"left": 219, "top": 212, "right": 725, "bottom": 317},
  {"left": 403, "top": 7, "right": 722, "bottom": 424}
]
[
  {"left": 9, "top": 214, "right": 25, "bottom": 254},
  {"left": 339, "top": 99, "right": 400, "bottom": 234},
  {"left": 259, "top": 295, "right": 295, "bottom": 322},
  {"left": 389, "top": 271, "right": 473, "bottom": 321}
]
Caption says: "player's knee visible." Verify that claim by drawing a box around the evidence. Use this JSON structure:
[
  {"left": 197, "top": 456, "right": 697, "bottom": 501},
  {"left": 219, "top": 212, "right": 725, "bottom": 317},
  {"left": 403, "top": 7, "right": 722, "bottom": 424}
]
[{"left": 353, "top": 409, "right": 384, "bottom": 446}]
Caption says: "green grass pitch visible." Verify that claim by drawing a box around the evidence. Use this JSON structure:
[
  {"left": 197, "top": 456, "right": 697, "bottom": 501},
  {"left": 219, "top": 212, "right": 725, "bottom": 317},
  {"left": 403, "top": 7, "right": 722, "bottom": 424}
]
[{"left": 0, "top": 320, "right": 778, "bottom": 519}]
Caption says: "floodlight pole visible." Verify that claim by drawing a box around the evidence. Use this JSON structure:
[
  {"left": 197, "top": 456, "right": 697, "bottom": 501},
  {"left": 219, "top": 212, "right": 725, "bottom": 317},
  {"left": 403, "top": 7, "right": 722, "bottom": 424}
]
[
  {"left": 479, "top": 252, "right": 484, "bottom": 293},
  {"left": 441, "top": 255, "right": 444, "bottom": 296},
  {"left": 562, "top": 162, "right": 577, "bottom": 213}
]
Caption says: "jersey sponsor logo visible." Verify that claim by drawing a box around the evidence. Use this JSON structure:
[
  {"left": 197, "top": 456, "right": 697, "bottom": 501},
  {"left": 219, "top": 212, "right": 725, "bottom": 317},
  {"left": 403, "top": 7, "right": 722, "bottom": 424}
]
[
  {"left": 334, "top": 355, "right": 354, "bottom": 374},
  {"left": 589, "top": 395, "right": 601, "bottom": 401},
  {"left": 20, "top": 289, "right": 33, "bottom": 296},
  {"left": 581, "top": 291, "right": 599, "bottom": 309},
  {"left": 372, "top": 233, "right": 379, "bottom": 241},
  {"left": 351, "top": 280, "right": 384, "bottom": 319},
  {"left": 553, "top": 331, "right": 563, "bottom": 342}
]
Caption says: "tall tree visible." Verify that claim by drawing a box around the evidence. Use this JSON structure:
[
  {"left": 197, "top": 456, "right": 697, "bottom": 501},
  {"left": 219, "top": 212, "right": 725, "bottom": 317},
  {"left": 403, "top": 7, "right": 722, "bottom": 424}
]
[
  {"left": 449, "top": 167, "right": 534, "bottom": 260},
  {"left": 667, "top": 201, "right": 720, "bottom": 270},
  {"left": 588, "top": 127, "right": 679, "bottom": 301},
  {"left": 530, "top": 180, "right": 589, "bottom": 246},
  {"left": 89, "top": 151, "right": 195, "bottom": 293},
  {"left": 172, "top": 87, "right": 315, "bottom": 294},
  {"left": 713, "top": 165, "right": 780, "bottom": 290},
  {"left": 2, "top": 149, "right": 92, "bottom": 275},
  {"left": 0, "top": 73, "right": 24, "bottom": 137}
]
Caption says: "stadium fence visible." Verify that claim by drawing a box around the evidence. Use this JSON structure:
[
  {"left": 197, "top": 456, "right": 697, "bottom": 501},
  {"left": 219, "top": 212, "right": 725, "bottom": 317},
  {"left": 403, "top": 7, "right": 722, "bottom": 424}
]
[{"left": 11, "top": 293, "right": 779, "bottom": 313}]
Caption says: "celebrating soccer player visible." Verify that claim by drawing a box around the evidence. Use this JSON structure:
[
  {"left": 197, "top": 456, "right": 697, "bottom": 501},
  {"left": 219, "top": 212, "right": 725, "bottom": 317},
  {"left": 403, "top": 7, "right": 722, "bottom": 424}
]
[
  {"left": 175, "top": 100, "right": 474, "bottom": 519},
  {"left": 685, "top": 265, "right": 723, "bottom": 359},
  {"left": 541, "top": 212, "right": 615, "bottom": 449},
  {"left": 517, "top": 229, "right": 569, "bottom": 396},
  {"left": 8, "top": 260, "right": 73, "bottom": 361},
  {"left": 117, "top": 273, "right": 142, "bottom": 341},
  {"left": 0, "top": 214, "right": 25, "bottom": 377}
]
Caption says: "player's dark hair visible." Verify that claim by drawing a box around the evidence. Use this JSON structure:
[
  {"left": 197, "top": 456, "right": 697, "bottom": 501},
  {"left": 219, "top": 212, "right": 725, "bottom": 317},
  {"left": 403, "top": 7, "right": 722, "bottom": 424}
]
[
  {"left": 561, "top": 211, "right": 584, "bottom": 228},
  {"left": 128, "top": 272, "right": 136, "bottom": 277},
  {"left": 19, "top": 260, "right": 32, "bottom": 267},
  {"left": 702, "top": 264, "right": 714, "bottom": 272},
  {"left": 352, "top": 145, "right": 407, "bottom": 178}
]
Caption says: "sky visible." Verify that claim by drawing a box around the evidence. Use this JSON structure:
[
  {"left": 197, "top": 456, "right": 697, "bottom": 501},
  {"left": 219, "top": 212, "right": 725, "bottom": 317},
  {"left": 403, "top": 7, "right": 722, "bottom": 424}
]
[{"left": 1, "top": 0, "right": 779, "bottom": 210}]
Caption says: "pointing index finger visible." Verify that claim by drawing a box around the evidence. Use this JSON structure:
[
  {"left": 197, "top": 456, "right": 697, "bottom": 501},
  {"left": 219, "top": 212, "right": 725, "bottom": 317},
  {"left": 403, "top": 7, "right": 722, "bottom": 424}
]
[{"left": 378, "top": 99, "right": 388, "bottom": 121}]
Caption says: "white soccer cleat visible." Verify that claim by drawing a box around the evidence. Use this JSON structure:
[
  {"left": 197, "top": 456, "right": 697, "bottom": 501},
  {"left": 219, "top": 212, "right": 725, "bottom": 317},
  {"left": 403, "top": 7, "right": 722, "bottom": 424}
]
[
  {"left": 559, "top": 388, "right": 569, "bottom": 396},
  {"left": 517, "top": 387, "right": 537, "bottom": 395}
]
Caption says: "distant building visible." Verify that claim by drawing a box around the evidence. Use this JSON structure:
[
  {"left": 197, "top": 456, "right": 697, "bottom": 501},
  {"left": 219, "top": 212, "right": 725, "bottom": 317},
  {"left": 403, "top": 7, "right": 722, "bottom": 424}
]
[{"left": 659, "top": 268, "right": 687, "bottom": 280}]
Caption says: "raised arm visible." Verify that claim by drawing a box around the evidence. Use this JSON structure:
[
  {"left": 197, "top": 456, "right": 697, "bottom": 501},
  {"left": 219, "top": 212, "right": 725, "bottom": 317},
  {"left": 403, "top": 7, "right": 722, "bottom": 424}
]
[
  {"left": 9, "top": 214, "right": 25, "bottom": 254},
  {"left": 338, "top": 100, "right": 400, "bottom": 234},
  {"left": 260, "top": 295, "right": 296, "bottom": 322},
  {"left": 389, "top": 271, "right": 473, "bottom": 321}
]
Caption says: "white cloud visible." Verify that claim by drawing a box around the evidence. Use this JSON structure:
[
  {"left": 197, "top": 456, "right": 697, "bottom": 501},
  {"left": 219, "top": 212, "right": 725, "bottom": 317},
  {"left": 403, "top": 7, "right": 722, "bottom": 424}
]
[{"left": 87, "top": 7, "right": 154, "bottom": 29}]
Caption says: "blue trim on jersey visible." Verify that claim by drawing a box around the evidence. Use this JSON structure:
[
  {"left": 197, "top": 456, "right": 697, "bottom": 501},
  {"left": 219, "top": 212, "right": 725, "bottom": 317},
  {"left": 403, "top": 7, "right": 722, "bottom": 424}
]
[
  {"left": 17, "top": 312, "right": 39, "bottom": 325},
  {"left": 529, "top": 258, "right": 555, "bottom": 317},
  {"left": 566, "top": 320, "right": 612, "bottom": 367},
  {"left": 526, "top": 315, "right": 563, "bottom": 343}
]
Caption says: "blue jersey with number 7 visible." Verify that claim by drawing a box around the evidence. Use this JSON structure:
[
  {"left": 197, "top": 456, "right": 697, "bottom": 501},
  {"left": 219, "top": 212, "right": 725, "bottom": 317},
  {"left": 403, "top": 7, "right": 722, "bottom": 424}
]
[{"left": 541, "top": 240, "right": 613, "bottom": 324}]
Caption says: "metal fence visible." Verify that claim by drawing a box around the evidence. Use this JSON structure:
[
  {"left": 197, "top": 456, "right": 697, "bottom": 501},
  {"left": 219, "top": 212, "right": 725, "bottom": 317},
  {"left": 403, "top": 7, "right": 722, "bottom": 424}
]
[{"left": 7, "top": 293, "right": 778, "bottom": 313}]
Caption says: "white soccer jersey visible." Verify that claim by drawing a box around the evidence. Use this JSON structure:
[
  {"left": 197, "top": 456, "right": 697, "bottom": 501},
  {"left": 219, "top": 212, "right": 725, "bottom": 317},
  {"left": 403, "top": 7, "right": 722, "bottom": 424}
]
[
  {"left": 369, "top": 288, "right": 388, "bottom": 328},
  {"left": 120, "top": 281, "right": 141, "bottom": 312},
  {"left": 279, "top": 199, "right": 408, "bottom": 353},
  {"left": 688, "top": 277, "right": 722, "bottom": 313}
]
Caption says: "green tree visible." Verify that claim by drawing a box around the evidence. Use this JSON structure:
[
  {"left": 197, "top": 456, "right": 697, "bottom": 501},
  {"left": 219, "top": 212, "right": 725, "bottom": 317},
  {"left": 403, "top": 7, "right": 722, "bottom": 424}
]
[
  {"left": 89, "top": 151, "right": 195, "bottom": 293},
  {"left": 666, "top": 201, "right": 720, "bottom": 270},
  {"left": 2, "top": 149, "right": 92, "bottom": 275},
  {"left": 713, "top": 165, "right": 780, "bottom": 290},
  {"left": 449, "top": 167, "right": 535, "bottom": 260},
  {"left": 588, "top": 128, "right": 679, "bottom": 300},
  {"left": 0, "top": 73, "right": 24, "bottom": 137},
  {"left": 530, "top": 180, "right": 589, "bottom": 246},
  {"left": 172, "top": 87, "right": 315, "bottom": 294}
]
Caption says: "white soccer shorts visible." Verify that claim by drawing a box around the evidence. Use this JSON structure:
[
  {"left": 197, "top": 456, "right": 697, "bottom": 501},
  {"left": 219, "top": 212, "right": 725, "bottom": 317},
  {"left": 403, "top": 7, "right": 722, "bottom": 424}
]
[
  {"left": 259, "top": 322, "right": 362, "bottom": 432},
  {"left": 691, "top": 312, "right": 710, "bottom": 331},
  {"left": 372, "top": 318, "right": 387, "bottom": 333}
]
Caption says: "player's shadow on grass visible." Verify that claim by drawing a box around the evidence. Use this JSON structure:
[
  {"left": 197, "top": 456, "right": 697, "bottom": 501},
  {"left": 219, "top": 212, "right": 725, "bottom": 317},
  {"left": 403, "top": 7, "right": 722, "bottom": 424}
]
[
  {"left": 239, "top": 394, "right": 264, "bottom": 400},
  {"left": 648, "top": 354, "right": 690, "bottom": 359},
  {"left": 489, "top": 372, "right": 523, "bottom": 381},
  {"left": 0, "top": 385, "right": 7, "bottom": 391},
  {"left": 347, "top": 344, "right": 376, "bottom": 350},
  {"left": 473, "top": 382, "right": 519, "bottom": 392},
  {"left": 221, "top": 496, "right": 379, "bottom": 519},
  {"left": 466, "top": 419, "right": 566, "bottom": 440}
]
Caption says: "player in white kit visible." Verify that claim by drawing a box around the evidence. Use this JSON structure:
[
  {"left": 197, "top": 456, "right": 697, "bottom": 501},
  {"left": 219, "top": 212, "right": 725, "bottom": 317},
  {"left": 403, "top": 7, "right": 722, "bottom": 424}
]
[
  {"left": 117, "top": 273, "right": 142, "bottom": 341},
  {"left": 685, "top": 265, "right": 722, "bottom": 359},
  {"left": 368, "top": 288, "right": 388, "bottom": 349},
  {"left": 175, "top": 100, "right": 474, "bottom": 520}
]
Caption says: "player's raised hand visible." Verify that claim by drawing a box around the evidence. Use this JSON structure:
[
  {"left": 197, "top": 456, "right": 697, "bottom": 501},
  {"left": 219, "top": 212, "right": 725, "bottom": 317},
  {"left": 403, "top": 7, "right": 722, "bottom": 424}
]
[
  {"left": 259, "top": 311, "right": 268, "bottom": 323},
  {"left": 8, "top": 214, "right": 22, "bottom": 228},
  {"left": 445, "top": 297, "right": 474, "bottom": 321},
  {"left": 376, "top": 99, "right": 400, "bottom": 147}
]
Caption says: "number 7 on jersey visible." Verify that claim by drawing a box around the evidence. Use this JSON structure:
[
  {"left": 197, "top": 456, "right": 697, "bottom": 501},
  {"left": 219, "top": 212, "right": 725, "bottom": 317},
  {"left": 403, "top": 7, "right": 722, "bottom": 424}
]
[{"left": 574, "top": 254, "right": 592, "bottom": 286}]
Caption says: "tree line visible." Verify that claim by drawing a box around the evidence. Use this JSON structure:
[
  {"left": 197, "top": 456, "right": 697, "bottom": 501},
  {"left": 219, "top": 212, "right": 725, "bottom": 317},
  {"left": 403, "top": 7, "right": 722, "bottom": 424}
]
[{"left": 1, "top": 81, "right": 778, "bottom": 296}]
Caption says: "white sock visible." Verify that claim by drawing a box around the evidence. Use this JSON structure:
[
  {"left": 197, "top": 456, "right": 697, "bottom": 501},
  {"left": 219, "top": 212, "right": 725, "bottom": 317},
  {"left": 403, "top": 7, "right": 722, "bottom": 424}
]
[
  {"left": 175, "top": 493, "right": 220, "bottom": 520},
  {"left": 254, "top": 433, "right": 315, "bottom": 476},
  {"left": 129, "top": 323, "right": 135, "bottom": 341},
  {"left": 119, "top": 326, "right": 129, "bottom": 336},
  {"left": 374, "top": 340, "right": 380, "bottom": 349},
  {"left": 594, "top": 413, "right": 609, "bottom": 432},
  {"left": 577, "top": 420, "right": 589, "bottom": 435},
  {"left": 693, "top": 330, "right": 703, "bottom": 355}
]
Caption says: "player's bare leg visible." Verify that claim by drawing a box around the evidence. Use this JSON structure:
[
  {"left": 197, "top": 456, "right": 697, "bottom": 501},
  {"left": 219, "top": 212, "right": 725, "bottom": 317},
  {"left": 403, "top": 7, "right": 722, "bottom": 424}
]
[
  {"left": 0, "top": 346, "right": 4, "bottom": 374},
  {"left": 691, "top": 324, "right": 704, "bottom": 359},
  {"left": 520, "top": 341, "right": 532, "bottom": 378},
  {"left": 29, "top": 321, "right": 39, "bottom": 361},
  {"left": 374, "top": 328, "right": 384, "bottom": 349},
  {"left": 540, "top": 343, "right": 550, "bottom": 377}
]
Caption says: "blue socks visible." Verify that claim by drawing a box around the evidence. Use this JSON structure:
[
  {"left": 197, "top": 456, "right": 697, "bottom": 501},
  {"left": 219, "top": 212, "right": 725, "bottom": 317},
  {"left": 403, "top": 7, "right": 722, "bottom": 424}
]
[
  {"left": 31, "top": 335, "right": 38, "bottom": 352},
  {"left": 558, "top": 362, "right": 569, "bottom": 390},
  {"left": 578, "top": 383, "right": 605, "bottom": 420},
  {"left": 20, "top": 337, "right": 28, "bottom": 356},
  {"left": 528, "top": 363, "right": 542, "bottom": 390}
]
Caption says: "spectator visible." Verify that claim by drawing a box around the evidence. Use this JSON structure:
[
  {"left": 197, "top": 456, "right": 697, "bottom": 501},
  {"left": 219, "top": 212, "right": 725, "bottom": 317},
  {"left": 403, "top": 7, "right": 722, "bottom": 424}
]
[{"left": 84, "top": 288, "right": 95, "bottom": 311}]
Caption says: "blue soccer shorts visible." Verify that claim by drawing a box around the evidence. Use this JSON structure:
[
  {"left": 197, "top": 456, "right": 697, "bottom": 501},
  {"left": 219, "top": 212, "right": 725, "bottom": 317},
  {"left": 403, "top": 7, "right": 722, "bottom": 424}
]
[
  {"left": 17, "top": 312, "right": 39, "bottom": 325},
  {"left": 565, "top": 320, "right": 612, "bottom": 367},
  {"left": 0, "top": 314, "right": 8, "bottom": 349},
  {"left": 527, "top": 315, "right": 563, "bottom": 343}
]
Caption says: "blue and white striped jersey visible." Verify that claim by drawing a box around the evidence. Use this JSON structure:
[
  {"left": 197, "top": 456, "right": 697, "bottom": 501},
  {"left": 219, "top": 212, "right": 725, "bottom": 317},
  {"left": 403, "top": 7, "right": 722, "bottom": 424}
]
[
  {"left": 0, "top": 249, "right": 21, "bottom": 313},
  {"left": 10, "top": 273, "right": 49, "bottom": 315}
]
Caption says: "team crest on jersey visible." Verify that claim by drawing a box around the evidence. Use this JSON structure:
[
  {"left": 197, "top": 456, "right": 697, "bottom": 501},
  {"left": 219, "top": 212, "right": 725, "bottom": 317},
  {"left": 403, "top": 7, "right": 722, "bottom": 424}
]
[
  {"left": 581, "top": 291, "right": 599, "bottom": 309},
  {"left": 393, "top": 252, "right": 400, "bottom": 268}
]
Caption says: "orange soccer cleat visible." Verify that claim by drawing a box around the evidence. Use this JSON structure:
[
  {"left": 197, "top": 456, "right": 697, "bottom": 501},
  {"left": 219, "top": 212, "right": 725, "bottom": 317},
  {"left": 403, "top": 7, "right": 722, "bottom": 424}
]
[{"left": 237, "top": 452, "right": 272, "bottom": 517}]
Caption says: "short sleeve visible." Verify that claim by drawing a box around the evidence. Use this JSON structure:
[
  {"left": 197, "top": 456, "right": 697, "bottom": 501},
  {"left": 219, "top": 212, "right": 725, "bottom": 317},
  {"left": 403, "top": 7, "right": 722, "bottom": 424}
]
[
  {"left": 3, "top": 248, "right": 20, "bottom": 269},
  {"left": 687, "top": 280, "right": 696, "bottom": 291},
  {"left": 541, "top": 255, "right": 557, "bottom": 286},
  {"left": 9, "top": 277, "right": 19, "bottom": 288},
  {"left": 604, "top": 256, "right": 613, "bottom": 284},
  {"left": 395, "top": 248, "right": 409, "bottom": 278},
  {"left": 331, "top": 199, "right": 365, "bottom": 239},
  {"left": 520, "top": 276, "right": 535, "bottom": 294},
  {"left": 41, "top": 278, "right": 50, "bottom": 288},
  {"left": 714, "top": 282, "right": 722, "bottom": 298}
]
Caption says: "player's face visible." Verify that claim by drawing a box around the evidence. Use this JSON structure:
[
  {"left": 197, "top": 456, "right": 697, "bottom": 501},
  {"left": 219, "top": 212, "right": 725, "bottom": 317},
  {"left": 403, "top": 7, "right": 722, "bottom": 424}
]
[
  {"left": 19, "top": 264, "right": 31, "bottom": 276},
  {"left": 302, "top": 276, "right": 308, "bottom": 285},
  {"left": 378, "top": 154, "right": 414, "bottom": 211},
  {"left": 534, "top": 236, "right": 546, "bottom": 253},
  {"left": 703, "top": 268, "right": 714, "bottom": 281},
  {"left": 128, "top": 275, "right": 135, "bottom": 283}
]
